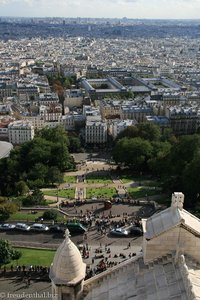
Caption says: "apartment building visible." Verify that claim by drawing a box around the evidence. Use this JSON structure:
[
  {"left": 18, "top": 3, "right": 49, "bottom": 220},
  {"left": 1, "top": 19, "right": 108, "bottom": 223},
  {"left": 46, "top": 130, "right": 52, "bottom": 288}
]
[
  {"left": 22, "top": 115, "right": 45, "bottom": 130},
  {"left": 39, "top": 104, "right": 62, "bottom": 122},
  {"left": 39, "top": 93, "right": 59, "bottom": 105},
  {"left": 0, "top": 82, "right": 17, "bottom": 98},
  {"left": 99, "top": 99, "right": 121, "bottom": 119},
  {"left": 64, "top": 89, "right": 84, "bottom": 109},
  {"left": 120, "top": 104, "right": 153, "bottom": 123},
  {"left": 85, "top": 120, "right": 107, "bottom": 144},
  {"left": 145, "top": 115, "right": 170, "bottom": 133},
  {"left": 8, "top": 121, "right": 34, "bottom": 144},
  {"left": 0, "top": 104, "right": 12, "bottom": 115},
  {"left": 17, "top": 83, "right": 39, "bottom": 96},
  {"left": 165, "top": 106, "right": 198, "bottom": 135},
  {"left": 108, "top": 119, "right": 137, "bottom": 139}
]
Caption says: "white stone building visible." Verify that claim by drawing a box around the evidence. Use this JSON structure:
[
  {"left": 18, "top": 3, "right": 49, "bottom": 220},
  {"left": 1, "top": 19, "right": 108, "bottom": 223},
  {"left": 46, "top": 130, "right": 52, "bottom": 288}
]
[
  {"left": 39, "top": 93, "right": 59, "bottom": 105},
  {"left": 85, "top": 120, "right": 107, "bottom": 145},
  {"left": 8, "top": 121, "right": 34, "bottom": 144},
  {"left": 64, "top": 89, "right": 84, "bottom": 109},
  {"left": 22, "top": 115, "right": 45, "bottom": 130},
  {"left": 108, "top": 119, "right": 137, "bottom": 140},
  {"left": 39, "top": 104, "right": 62, "bottom": 122},
  {"left": 50, "top": 192, "right": 200, "bottom": 300}
]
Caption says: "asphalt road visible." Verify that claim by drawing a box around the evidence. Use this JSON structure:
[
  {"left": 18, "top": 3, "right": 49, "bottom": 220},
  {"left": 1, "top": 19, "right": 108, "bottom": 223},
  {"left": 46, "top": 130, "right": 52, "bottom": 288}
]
[
  {"left": 0, "top": 201, "right": 153, "bottom": 250},
  {"left": 0, "top": 227, "right": 143, "bottom": 250}
]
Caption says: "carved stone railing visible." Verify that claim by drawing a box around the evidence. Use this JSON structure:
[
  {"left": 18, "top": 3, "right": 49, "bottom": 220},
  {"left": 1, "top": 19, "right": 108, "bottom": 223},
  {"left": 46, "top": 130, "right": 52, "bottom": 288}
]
[
  {"left": 178, "top": 254, "right": 197, "bottom": 300},
  {"left": 83, "top": 253, "right": 143, "bottom": 296}
]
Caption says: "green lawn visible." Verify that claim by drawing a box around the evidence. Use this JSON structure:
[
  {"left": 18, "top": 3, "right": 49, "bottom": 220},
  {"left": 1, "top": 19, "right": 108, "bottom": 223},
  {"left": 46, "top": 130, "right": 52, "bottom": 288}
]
[
  {"left": 86, "top": 187, "right": 117, "bottom": 199},
  {"left": 43, "top": 188, "right": 75, "bottom": 199},
  {"left": 120, "top": 175, "right": 161, "bottom": 186},
  {"left": 127, "top": 187, "right": 160, "bottom": 199},
  {"left": 5, "top": 248, "right": 55, "bottom": 268},
  {"left": 46, "top": 199, "right": 58, "bottom": 205},
  {"left": 9, "top": 210, "right": 65, "bottom": 223},
  {"left": 120, "top": 175, "right": 135, "bottom": 183},
  {"left": 86, "top": 175, "right": 112, "bottom": 184},
  {"left": 64, "top": 175, "right": 77, "bottom": 183},
  {"left": 9, "top": 211, "right": 44, "bottom": 222}
]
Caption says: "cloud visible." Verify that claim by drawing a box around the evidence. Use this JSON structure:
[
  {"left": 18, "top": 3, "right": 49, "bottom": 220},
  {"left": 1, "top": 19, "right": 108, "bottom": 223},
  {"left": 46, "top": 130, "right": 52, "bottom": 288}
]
[{"left": 0, "top": 0, "right": 200, "bottom": 18}]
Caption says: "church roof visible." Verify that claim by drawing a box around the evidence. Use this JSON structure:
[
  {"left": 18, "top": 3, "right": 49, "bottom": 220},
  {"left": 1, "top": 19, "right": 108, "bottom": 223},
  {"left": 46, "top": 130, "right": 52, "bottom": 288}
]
[
  {"left": 142, "top": 192, "right": 200, "bottom": 240},
  {"left": 84, "top": 253, "right": 188, "bottom": 300},
  {"left": 83, "top": 192, "right": 200, "bottom": 300},
  {"left": 49, "top": 229, "right": 86, "bottom": 285},
  {"left": 143, "top": 207, "right": 200, "bottom": 240}
]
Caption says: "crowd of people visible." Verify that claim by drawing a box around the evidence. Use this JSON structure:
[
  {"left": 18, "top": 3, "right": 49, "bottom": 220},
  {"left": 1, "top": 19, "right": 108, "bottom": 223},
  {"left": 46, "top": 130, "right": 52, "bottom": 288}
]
[
  {"left": 85, "top": 248, "right": 136, "bottom": 280},
  {"left": 1, "top": 265, "right": 49, "bottom": 278}
]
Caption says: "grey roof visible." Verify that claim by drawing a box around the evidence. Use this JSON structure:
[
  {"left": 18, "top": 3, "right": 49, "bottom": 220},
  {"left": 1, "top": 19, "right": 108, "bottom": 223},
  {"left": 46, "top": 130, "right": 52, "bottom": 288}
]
[
  {"left": 0, "top": 141, "right": 13, "bottom": 159},
  {"left": 143, "top": 207, "right": 200, "bottom": 240}
]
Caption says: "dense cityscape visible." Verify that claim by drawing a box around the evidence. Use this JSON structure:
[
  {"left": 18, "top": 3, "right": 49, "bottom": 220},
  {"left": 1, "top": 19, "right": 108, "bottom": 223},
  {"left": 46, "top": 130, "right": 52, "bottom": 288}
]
[{"left": 1, "top": 15, "right": 200, "bottom": 300}]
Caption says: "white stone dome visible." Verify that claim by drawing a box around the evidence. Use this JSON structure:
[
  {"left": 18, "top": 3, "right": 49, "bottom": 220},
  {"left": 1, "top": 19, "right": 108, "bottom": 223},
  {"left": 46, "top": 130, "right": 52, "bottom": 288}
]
[{"left": 49, "top": 229, "right": 86, "bottom": 285}]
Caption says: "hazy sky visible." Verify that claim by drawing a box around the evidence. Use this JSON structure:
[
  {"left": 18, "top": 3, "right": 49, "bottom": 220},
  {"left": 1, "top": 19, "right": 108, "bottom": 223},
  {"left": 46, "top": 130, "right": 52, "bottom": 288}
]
[{"left": 0, "top": 0, "right": 200, "bottom": 19}]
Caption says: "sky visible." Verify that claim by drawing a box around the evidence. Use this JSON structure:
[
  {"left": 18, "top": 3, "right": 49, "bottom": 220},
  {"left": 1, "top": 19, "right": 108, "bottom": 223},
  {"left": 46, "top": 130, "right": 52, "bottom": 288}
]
[{"left": 0, "top": 0, "right": 200, "bottom": 19}]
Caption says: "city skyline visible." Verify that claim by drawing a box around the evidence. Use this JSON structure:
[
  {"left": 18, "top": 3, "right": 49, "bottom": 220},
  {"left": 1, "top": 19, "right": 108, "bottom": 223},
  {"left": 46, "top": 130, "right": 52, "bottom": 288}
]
[{"left": 0, "top": 0, "right": 200, "bottom": 19}]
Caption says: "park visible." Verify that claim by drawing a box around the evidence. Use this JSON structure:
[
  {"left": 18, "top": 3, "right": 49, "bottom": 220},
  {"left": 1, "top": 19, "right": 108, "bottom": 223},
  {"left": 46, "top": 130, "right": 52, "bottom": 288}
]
[{"left": 0, "top": 153, "right": 167, "bottom": 274}]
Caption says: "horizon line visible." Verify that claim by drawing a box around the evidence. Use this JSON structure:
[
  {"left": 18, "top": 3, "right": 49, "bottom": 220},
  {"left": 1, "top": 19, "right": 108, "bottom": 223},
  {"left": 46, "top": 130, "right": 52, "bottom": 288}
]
[{"left": 0, "top": 16, "right": 200, "bottom": 21}]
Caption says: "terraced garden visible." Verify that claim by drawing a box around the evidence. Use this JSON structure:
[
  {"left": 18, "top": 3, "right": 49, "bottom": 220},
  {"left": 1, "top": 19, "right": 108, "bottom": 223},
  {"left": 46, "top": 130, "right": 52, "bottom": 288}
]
[
  {"left": 86, "top": 174, "right": 113, "bottom": 184},
  {"left": 64, "top": 175, "right": 77, "bottom": 183},
  {"left": 43, "top": 188, "right": 75, "bottom": 199},
  {"left": 127, "top": 187, "right": 160, "bottom": 199},
  {"left": 86, "top": 187, "right": 117, "bottom": 199}
]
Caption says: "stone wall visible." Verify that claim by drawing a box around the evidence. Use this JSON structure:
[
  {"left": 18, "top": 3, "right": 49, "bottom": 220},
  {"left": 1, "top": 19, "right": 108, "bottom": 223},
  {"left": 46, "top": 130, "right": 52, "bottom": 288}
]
[{"left": 143, "top": 226, "right": 200, "bottom": 264}]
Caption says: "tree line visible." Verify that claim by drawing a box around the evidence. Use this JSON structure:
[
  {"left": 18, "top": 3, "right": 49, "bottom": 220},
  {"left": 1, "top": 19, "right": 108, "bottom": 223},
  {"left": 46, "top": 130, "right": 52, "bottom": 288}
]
[
  {"left": 112, "top": 123, "right": 200, "bottom": 210},
  {"left": 0, "top": 126, "right": 75, "bottom": 197}
]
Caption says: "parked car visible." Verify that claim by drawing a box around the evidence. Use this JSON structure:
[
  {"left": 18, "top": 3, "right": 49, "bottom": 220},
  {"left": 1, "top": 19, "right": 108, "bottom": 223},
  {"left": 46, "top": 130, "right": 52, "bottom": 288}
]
[
  {"left": 64, "top": 222, "right": 87, "bottom": 234},
  {"left": 49, "top": 225, "right": 64, "bottom": 233},
  {"left": 15, "top": 223, "right": 30, "bottom": 232},
  {"left": 110, "top": 228, "right": 129, "bottom": 237},
  {"left": 30, "top": 223, "right": 49, "bottom": 232},
  {"left": 129, "top": 226, "right": 143, "bottom": 236},
  {"left": 0, "top": 223, "right": 15, "bottom": 230}
]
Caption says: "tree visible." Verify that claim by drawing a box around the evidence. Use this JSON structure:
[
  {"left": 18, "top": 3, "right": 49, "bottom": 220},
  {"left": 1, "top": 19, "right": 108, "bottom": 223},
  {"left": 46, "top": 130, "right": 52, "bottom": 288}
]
[
  {"left": 50, "top": 142, "right": 72, "bottom": 171},
  {"left": 47, "top": 167, "right": 63, "bottom": 185},
  {"left": 0, "top": 127, "right": 75, "bottom": 197},
  {"left": 23, "top": 189, "right": 46, "bottom": 206},
  {"left": 116, "top": 126, "right": 139, "bottom": 141},
  {"left": 0, "top": 201, "right": 18, "bottom": 221},
  {"left": 0, "top": 239, "right": 22, "bottom": 266},
  {"left": 68, "top": 136, "right": 82, "bottom": 153},
  {"left": 37, "top": 126, "right": 69, "bottom": 146},
  {"left": 116, "top": 123, "right": 161, "bottom": 142},
  {"left": 169, "top": 134, "right": 200, "bottom": 175},
  {"left": 113, "top": 137, "right": 153, "bottom": 170},
  {"left": 15, "top": 181, "right": 29, "bottom": 196},
  {"left": 148, "top": 141, "right": 171, "bottom": 176},
  {"left": 28, "top": 163, "right": 48, "bottom": 186},
  {"left": 181, "top": 152, "right": 200, "bottom": 206},
  {"left": 137, "top": 123, "right": 161, "bottom": 141},
  {"left": 42, "top": 209, "right": 58, "bottom": 221}
]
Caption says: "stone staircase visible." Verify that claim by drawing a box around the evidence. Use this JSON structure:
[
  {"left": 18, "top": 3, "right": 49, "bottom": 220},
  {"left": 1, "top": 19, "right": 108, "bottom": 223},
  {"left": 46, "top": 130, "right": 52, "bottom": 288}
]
[{"left": 75, "top": 186, "right": 86, "bottom": 200}]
